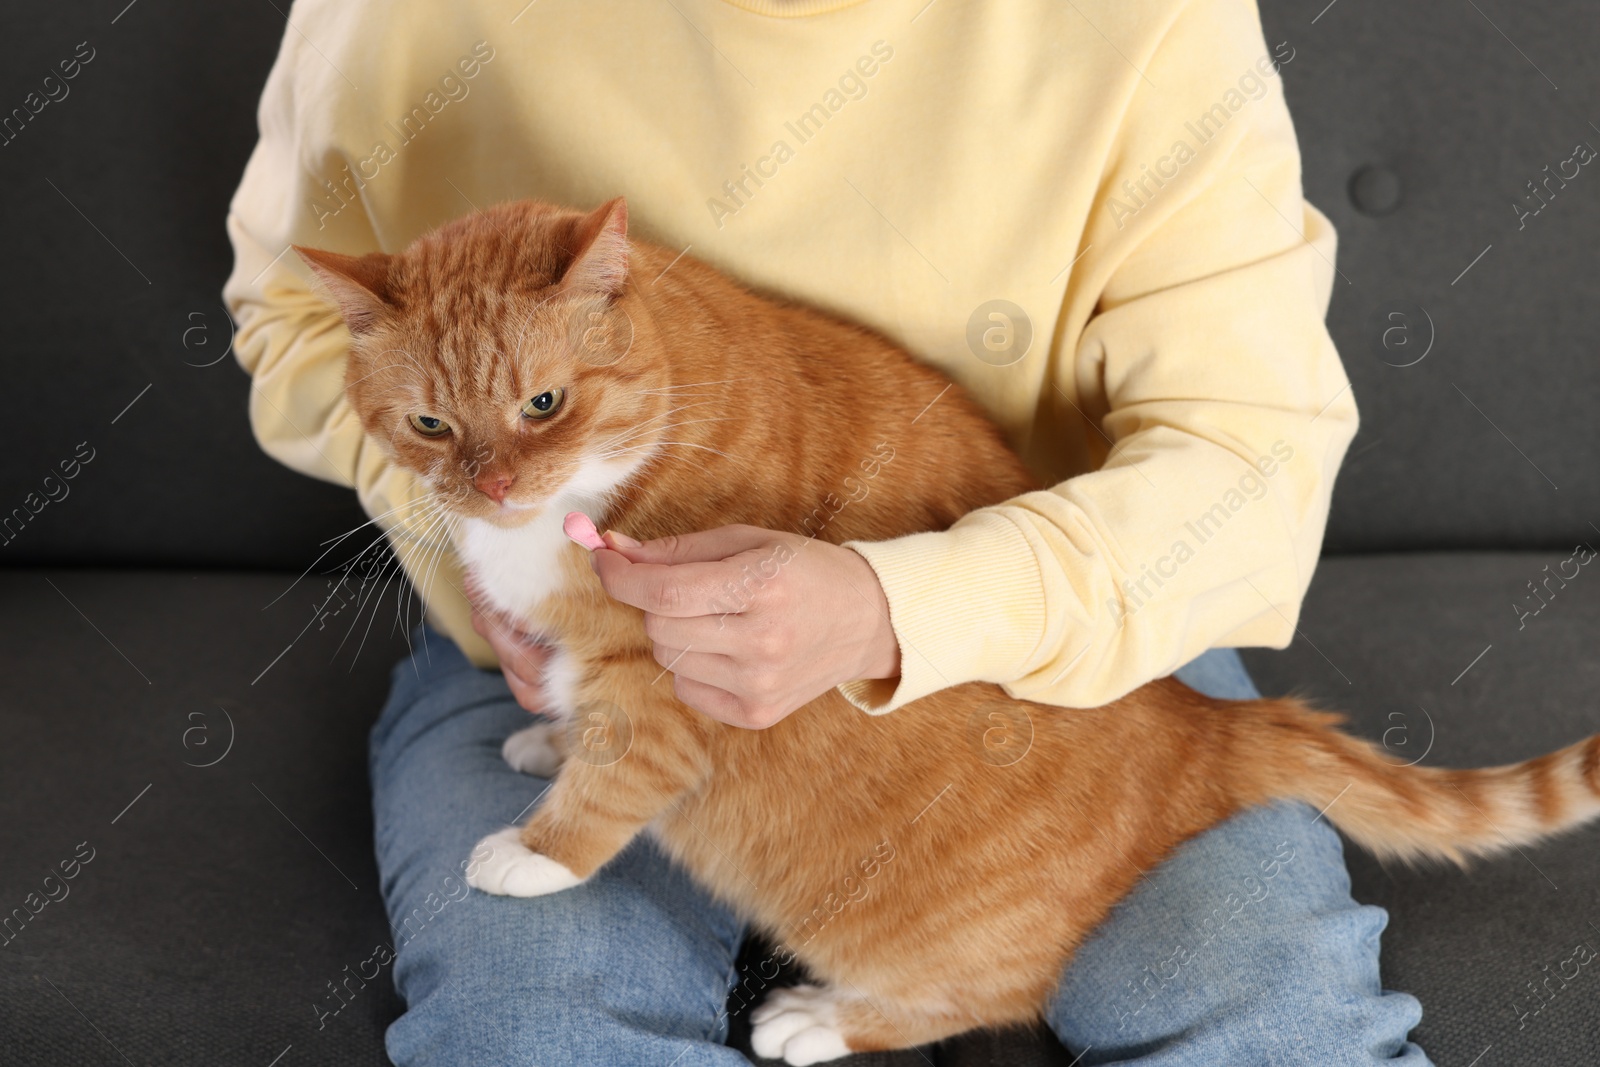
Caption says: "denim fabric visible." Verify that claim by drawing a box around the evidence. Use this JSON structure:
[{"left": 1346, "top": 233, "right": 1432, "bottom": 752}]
[
  {"left": 369, "top": 624, "right": 1429, "bottom": 1065},
  {"left": 1048, "top": 652, "right": 1432, "bottom": 1065}
]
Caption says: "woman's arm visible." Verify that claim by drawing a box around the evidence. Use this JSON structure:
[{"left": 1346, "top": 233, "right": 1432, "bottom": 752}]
[
  {"left": 599, "top": 0, "right": 1358, "bottom": 722},
  {"left": 841, "top": 5, "right": 1358, "bottom": 713}
]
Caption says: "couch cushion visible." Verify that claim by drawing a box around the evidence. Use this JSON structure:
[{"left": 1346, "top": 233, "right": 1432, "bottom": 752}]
[
  {"left": 0, "top": 569, "right": 407, "bottom": 1065},
  {"left": 0, "top": 567, "right": 1070, "bottom": 1066},
  {"left": 1242, "top": 551, "right": 1600, "bottom": 1064},
  {"left": 7, "top": 556, "right": 1597, "bottom": 1064}
]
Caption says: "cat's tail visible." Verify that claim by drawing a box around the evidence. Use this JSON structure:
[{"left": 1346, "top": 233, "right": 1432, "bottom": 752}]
[{"left": 1239, "top": 699, "right": 1600, "bottom": 866}]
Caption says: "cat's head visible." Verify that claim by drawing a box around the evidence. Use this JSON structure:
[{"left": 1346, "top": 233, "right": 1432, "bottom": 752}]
[{"left": 295, "top": 198, "right": 665, "bottom": 526}]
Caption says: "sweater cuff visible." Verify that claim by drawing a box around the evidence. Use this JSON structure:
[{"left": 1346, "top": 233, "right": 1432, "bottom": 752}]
[{"left": 837, "top": 511, "right": 1047, "bottom": 714}]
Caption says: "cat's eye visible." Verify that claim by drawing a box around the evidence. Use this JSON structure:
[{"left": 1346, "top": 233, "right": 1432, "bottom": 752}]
[
  {"left": 521, "top": 388, "right": 566, "bottom": 420},
  {"left": 408, "top": 413, "right": 451, "bottom": 437}
]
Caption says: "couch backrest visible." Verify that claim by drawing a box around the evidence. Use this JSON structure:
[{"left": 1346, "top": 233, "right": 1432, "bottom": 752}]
[
  {"left": 0, "top": 5, "right": 366, "bottom": 570},
  {"left": 1, "top": 1, "right": 1593, "bottom": 568},
  {"left": 1257, "top": 0, "right": 1599, "bottom": 551}
]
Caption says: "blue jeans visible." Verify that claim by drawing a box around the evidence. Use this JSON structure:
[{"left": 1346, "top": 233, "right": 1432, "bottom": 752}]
[{"left": 369, "top": 624, "right": 1430, "bottom": 1065}]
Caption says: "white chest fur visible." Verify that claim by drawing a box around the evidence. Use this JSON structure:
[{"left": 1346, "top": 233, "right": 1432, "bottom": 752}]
[
  {"left": 452, "top": 452, "right": 648, "bottom": 622},
  {"left": 456, "top": 506, "right": 578, "bottom": 623},
  {"left": 450, "top": 453, "right": 650, "bottom": 720}
]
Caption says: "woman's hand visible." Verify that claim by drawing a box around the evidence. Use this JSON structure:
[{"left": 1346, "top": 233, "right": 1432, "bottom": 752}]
[
  {"left": 466, "top": 579, "right": 553, "bottom": 715},
  {"left": 589, "top": 525, "right": 901, "bottom": 729}
]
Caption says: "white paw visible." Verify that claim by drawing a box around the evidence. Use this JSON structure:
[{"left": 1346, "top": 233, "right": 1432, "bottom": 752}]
[
  {"left": 501, "top": 721, "right": 564, "bottom": 777},
  {"left": 465, "top": 827, "right": 583, "bottom": 897},
  {"left": 750, "top": 985, "right": 852, "bottom": 1065}
]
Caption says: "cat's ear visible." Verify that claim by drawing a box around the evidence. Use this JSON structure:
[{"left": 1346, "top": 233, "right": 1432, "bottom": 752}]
[
  {"left": 558, "top": 197, "right": 629, "bottom": 300},
  {"left": 294, "top": 246, "right": 397, "bottom": 336}
]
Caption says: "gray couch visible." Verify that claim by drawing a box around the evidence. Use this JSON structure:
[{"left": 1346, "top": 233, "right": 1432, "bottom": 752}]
[{"left": 2, "top": 1, "right": 1596, "bottom": 1064}]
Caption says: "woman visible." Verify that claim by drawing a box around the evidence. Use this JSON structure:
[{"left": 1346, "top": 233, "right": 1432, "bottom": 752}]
[{"left": 224, "top": 0, "right": 1420, "bottom": 1062}]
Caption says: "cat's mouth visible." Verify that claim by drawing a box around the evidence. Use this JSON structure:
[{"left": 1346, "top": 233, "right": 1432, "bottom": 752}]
[
  {"left": 433, "top": 485, "right": 549, "bottom": 526},
  {"left": 495, "top": 498, "right": 545, "bottom": 518},
  {"left": 475, "top": 496, "right": 547, "bottom": 525}
]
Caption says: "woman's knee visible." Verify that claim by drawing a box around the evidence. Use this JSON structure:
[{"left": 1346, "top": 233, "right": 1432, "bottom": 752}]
[
  {"left": 1050, "top": 800, "right": 1430, "bottom": 1065},
  {"left": 383, "top": 834, "right": 751, "bottom": 1066}
]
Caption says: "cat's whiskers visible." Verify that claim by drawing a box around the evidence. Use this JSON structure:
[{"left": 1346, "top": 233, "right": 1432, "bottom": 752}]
[
  {"left": 634, "top": 377, "right": 756, "bottom": 396},
  {"left": 602, "top": 440, "right": 735, "bottom": 461},
  {"left": 597, "top": 398, "right": 719, "bottom": 441},
  {"left": 415, "top": 511, "right": 463, "bottom": 632},
  {"left": 377, "top": 501, "right": 459, "bottom": 660},
  {"left": 349, "top": 547, "right": 416, "bottom": 671},
  {"left": 288, "top": 493, "right": 455, "bottom": 669},
  {"left": 427, "top": 515, "right": 466, "bottom": 630},
  {"left": 408, "top": 499, "right": 462, "bottom": 590},
  {"left": 594, "top": 416, "right": 739, "bottom": 460},
  {"left": 592, "top": 415, "right": 710, "bottom": 460},
  {"left": 597, "top": 420, "right": 741, "bottom": 454},
  {"left": 591, "top": 404, "right": 726, "bottom": 456},
  {"left": 263, "top": 496, "right": 450, "bottom": 612},
  {"left": 349, "top": 498, "right": 457, "bottom": 645},
  {"left": 328, "top": 495, "right": 446, "bottom": 542},
  {"left": 331, "top": 545, "right": 408, "bottom": 664},
  {"left": 381, "top": 499, "right": 456, "bottom": 552},
  {"left": 387, "top": 514, "right": 445, "bottom": 659}
]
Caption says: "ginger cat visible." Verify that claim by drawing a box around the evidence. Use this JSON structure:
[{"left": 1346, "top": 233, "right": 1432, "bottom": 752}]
[{"left": 297, "top": 198, "right": 1600, "bottom": 1065}]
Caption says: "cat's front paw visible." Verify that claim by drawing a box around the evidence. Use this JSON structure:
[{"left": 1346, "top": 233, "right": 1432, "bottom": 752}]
[
  {"left": 465, "top": 827, "right": 584, "bottom": 897},
  {"left": 501, "top": 721, "right": 564, "bottom": 777},
  {"left": 750, "top": 985, "right": 852, "bottom": 1065}
]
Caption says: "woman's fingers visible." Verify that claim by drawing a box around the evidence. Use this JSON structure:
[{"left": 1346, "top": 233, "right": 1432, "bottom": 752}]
[
  {"left": 502, "top": 661, "right": 549, "bottom": 714},
  {"left": 649, "top": 645, "right": 743, "bottom": 691},
  {"left": 640, "top": 609, "right": 758, "bottom": 656},
  {"left": 590, "top": 553, "right": 745, "bottom": 617},
  {"left": 670, "top": 673, "right": 772, "bottom": 730},
  {"left": 498, "top": 638, "right": 552, "bottom": 714},
  {"left": 470, "top": 602, "right": 551, "bottom": 713}
]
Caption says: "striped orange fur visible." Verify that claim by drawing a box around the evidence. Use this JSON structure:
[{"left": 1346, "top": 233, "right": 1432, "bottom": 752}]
[{"left": 298, "top": 199, "right": 1600, "bottom": 1063}]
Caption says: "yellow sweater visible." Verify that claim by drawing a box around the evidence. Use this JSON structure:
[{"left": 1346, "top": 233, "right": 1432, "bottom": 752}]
[{"left": 224, "top": 0, "right": 1357, "bottom": 714}]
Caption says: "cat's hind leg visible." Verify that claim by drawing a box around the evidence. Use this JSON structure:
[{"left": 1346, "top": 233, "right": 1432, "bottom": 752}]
[
  {"left": 501, "top": 719, "right": 565, "bottom": 777},
  {"left": 749, "top": 985, "right": 851, "bottom": 1065},
  {"left": 750, "top": 984, "right": 977, "bottom": 1065}
]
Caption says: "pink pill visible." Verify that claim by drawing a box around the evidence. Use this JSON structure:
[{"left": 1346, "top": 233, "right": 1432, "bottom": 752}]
[{"left": 562, "top": 511, "right": 606, "bottom": 551}]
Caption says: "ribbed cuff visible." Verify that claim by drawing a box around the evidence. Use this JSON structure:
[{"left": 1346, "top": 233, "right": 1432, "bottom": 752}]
[{"left": 837, "top": 511, "right": 1047, "bottom": 714}]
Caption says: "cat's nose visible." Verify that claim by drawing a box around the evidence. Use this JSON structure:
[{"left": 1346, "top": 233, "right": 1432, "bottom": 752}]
[{"left": 475, "top": 472, "right": 514, "bottom": 503}]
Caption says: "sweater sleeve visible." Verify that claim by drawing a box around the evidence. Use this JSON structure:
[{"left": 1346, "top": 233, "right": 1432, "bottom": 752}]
[
  {"left": 838, "top": 0, "right": 1359, "bottom": 713},
  {"left": 221, "top": 19, "right": 496, "bottom": 669}
]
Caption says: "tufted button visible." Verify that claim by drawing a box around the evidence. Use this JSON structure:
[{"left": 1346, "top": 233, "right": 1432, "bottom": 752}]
[{"left": 1349, "top": 165, "right": 1403, "bottom": 216}]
